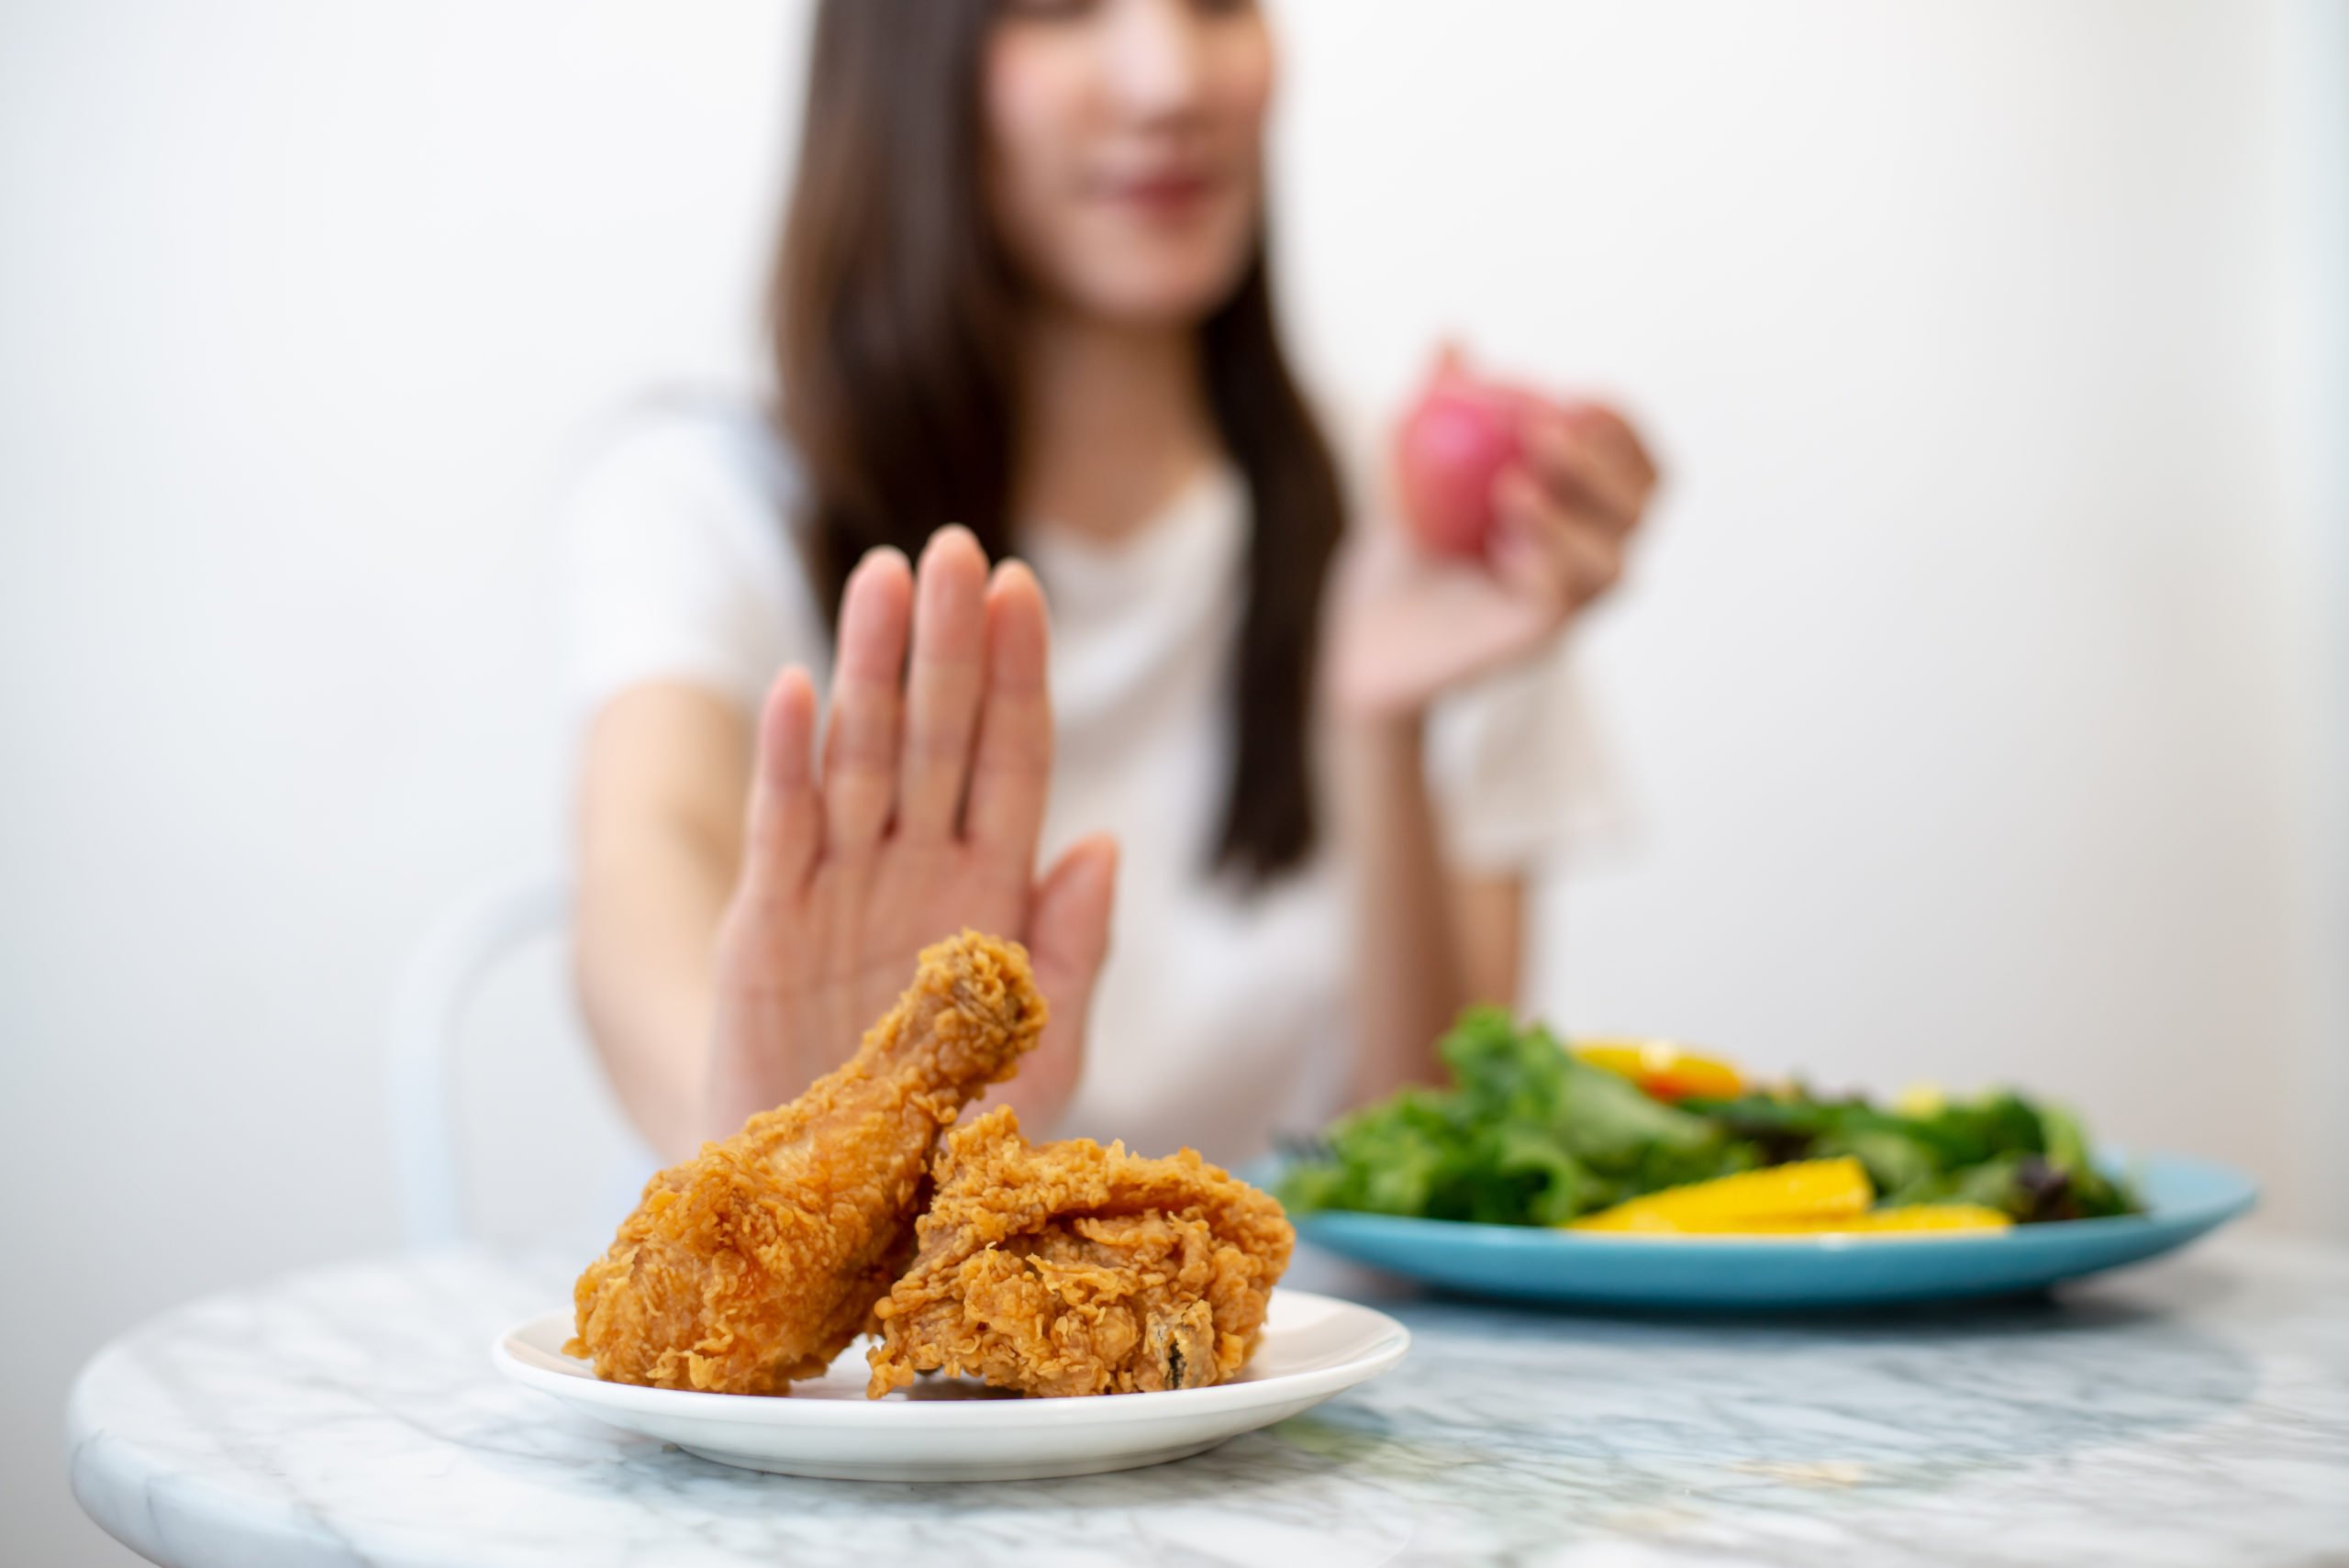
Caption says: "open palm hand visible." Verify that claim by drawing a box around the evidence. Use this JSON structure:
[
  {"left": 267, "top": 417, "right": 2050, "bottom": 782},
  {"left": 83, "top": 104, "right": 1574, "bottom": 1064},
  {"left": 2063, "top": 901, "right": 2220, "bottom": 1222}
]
[{"left": 706, "top": 528, "right": 1117, "bottom": 1139}]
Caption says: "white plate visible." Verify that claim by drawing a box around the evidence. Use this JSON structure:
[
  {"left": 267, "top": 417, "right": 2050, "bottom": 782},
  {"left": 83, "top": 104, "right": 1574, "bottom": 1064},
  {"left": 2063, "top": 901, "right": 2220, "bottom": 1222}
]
[{"left": 493, "top": 1288, "right": 1409, "bottom": 1482}]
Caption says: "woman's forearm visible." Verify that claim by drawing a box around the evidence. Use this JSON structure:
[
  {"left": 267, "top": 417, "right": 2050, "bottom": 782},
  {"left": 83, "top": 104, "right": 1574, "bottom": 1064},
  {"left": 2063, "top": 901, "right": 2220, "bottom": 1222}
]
[
  {"left": 573, "top": 686, "right": 762, "bottom": 1161},
  {"left": 1332, "top": 711, "right": 1475, "bottom": 1104},
  {"left": 575, "top": 817, "right": 734, "bottom": 1162}
]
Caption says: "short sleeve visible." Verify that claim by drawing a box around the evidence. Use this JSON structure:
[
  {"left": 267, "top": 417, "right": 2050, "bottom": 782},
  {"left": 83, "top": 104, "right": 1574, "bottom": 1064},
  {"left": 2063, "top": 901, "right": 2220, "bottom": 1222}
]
[
  {"left": 562, "top": 407, "right": 822, "bottom": 719},
  {"left": 1424, "top": 639, "right": 1628, "bottom": 876}
]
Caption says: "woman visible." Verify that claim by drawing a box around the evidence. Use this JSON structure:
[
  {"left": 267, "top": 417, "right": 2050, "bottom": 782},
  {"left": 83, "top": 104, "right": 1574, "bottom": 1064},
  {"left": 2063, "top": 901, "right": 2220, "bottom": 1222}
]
[{"left": 569, "top": 0, "right": 1657, "bottom": 1169}]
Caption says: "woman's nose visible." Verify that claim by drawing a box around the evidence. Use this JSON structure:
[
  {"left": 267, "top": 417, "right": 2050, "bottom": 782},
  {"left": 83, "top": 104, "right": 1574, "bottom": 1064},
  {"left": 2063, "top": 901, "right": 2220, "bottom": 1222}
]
[{"left": 1100, "top": 0, "right": 1208, "bottom": 121}]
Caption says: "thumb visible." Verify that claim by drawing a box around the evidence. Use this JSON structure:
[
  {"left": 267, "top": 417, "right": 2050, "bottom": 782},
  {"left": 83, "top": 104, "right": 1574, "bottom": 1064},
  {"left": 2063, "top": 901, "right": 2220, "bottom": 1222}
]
[{"left": 1025, "top": 833, "right": 1119, "bottom": 1020}]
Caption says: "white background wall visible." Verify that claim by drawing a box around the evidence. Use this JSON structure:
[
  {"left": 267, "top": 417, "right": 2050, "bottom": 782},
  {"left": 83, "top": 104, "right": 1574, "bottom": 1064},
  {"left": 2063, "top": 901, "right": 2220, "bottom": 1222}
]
[{"left": 3, "top": 3, "right": 2340, "bottom": 1562}]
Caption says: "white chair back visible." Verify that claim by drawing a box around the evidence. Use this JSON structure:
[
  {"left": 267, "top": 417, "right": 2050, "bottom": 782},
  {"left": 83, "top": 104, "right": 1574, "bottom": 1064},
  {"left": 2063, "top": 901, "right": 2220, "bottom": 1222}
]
[{"left": 384, "top": 872, "right": 573, "bottom": 1247}]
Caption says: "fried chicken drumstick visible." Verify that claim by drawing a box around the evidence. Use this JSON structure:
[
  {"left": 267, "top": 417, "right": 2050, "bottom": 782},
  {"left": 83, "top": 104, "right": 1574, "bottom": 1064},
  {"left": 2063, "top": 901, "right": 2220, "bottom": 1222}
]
[
  {"left": 867, "top": 1106, "right": 1294, "bottom": 1398},
  {"left": 567, "top": 931, "right": 1045, "bottom": 1394}
]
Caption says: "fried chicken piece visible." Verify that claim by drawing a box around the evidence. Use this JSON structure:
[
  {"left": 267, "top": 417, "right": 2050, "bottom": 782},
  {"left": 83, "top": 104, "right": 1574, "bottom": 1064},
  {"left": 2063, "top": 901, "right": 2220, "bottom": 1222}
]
[
  {"left": 866, "top": 1106, "right": 1294, "bottom": 1399},
  {"left": 567, "top": 931, "right": 1045, "bottom": 1394}
]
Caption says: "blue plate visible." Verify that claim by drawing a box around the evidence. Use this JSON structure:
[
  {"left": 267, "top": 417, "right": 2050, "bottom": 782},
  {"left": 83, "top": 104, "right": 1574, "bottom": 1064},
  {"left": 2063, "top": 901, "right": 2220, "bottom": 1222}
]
[{"left": 1265, "top": 1152, "right": 2256, "bottom": 1309}]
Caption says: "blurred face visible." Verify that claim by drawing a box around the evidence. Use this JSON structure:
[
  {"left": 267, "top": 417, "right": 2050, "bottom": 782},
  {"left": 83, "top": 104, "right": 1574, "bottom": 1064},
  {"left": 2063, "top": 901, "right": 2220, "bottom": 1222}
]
[{"left": 983, "top": 0, "right": 1275, "bottom": 328}]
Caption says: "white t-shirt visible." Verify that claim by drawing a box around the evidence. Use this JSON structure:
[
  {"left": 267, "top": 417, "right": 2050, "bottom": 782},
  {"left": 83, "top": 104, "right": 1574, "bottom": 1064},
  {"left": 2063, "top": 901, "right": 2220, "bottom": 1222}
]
[{"left": 566, "top": 400, "right": 1618, "bottom": 1167}]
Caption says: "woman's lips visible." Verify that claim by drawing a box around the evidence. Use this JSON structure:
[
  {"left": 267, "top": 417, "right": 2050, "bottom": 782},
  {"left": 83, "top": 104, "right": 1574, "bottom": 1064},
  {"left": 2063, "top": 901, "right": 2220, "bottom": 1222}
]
[{"left": 1101, "top": 170, "right": 1217, "bottom": 217}]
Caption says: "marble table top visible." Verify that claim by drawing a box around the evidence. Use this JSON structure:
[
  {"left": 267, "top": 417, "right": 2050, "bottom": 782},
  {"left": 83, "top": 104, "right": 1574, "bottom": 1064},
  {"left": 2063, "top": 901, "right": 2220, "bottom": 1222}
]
[{"left": 68, "top": 1237, "right": 2349, "bottom": 1568}]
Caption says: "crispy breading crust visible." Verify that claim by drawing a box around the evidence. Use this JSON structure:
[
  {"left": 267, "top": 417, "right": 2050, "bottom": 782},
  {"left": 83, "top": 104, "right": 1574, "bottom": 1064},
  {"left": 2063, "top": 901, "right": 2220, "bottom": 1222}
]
[
  {"left": 866, "top": 1106, "right": 1294, "bottom": 1398},
  {"left": 566, "top": 932, "right": 1045, "bottom": 1394}
]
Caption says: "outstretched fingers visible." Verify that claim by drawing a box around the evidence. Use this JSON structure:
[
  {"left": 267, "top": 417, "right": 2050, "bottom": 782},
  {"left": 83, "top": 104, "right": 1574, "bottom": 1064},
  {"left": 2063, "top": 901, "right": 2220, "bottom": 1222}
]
[
  {"left": 896, "top": 527, "right": 990, "bottom": 840},
  {"left": 821, "top": 546, "right": 913, "bottom": 858},
  {"left": 741, "top": 665, "right": 822, "bottom": 901},
  {"left": 1028, "top": 832, "right": 1119, "bottom": 1003},
  {"left": 963, "top": 560, "right": 1053, "bottom": 857},
  {"left": 1003, "top": 832, "right": 1119, "bottom": 1124}
]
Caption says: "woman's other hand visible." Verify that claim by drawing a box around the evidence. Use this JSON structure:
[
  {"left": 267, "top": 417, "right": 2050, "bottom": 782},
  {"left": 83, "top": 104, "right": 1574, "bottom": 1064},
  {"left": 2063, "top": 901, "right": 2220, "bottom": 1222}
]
[
  {"left": 1328, "top": 401, "right": 1659, "bottom": 718},
  {"left": 707, "top": 526, "right": 1118, "bottom": 1139}
]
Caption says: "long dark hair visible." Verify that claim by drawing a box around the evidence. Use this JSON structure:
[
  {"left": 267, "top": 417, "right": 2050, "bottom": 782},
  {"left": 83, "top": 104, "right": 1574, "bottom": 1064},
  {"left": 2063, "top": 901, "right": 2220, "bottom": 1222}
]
[{"left": 769, "top": 0, "right": 1343, "bottom": 882}]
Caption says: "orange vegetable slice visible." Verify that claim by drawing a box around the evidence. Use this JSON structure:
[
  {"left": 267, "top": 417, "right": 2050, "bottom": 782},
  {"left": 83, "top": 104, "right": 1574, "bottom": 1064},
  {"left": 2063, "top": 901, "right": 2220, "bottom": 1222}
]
[{"left": 1571, "top": 1038, "right": 1744, "bottom": 1101}]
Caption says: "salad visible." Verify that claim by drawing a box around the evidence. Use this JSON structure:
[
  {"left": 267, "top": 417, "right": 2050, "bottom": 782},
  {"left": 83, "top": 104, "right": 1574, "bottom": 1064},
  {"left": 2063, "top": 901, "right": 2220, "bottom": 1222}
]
[{"left": 1278, "top": 1008, "right": 2141, "bottom": 1235}]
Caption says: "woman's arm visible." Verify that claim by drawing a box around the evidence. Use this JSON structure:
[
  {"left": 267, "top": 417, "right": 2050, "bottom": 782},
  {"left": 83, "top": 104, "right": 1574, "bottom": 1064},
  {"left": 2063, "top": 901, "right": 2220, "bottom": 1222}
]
[
  {"left": 1333, "top": 712, "right": 1524, "bottom": 1104},
  {"left": 1328, "top": 400, "right": 1656, "bottom": 1103},
  {"left": 574, "top": 684, "right": 752, "bottom": 1162},
  {"left": 1450, "top": 872, "right": 1525, "bottom": 1013}
]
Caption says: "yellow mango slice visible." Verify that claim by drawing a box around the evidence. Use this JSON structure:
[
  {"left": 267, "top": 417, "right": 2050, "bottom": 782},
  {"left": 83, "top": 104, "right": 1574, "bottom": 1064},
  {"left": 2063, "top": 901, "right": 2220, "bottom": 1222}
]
[
  {"left": 1744, "top": 1205, "right": 2012, "bottom": 1236},
  {"left": 1571, "top": 1038, "right": 1745, "bottom": 1101},
  {"left": 1566, "top": 1157, "right": 1872, "bottom": 1232}
]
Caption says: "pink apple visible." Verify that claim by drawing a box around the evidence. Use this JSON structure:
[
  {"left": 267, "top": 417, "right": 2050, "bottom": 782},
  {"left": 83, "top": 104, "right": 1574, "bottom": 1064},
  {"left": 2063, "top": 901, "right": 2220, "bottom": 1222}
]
[{"left": 1393, "top": 364, "right": 1530, "bottom": 557}]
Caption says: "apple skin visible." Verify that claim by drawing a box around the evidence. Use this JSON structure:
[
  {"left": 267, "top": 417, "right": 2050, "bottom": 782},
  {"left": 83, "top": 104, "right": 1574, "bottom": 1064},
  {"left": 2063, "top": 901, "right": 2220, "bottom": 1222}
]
[{"left": 1393, "top": 372, "right": 1529, "bottom": 557}]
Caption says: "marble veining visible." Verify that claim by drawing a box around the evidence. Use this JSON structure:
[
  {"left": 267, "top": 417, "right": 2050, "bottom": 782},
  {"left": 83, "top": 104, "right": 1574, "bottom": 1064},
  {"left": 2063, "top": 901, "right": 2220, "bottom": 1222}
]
[{"left": 67, "top": 1237, "right": 2349, "bottom": 1568}]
